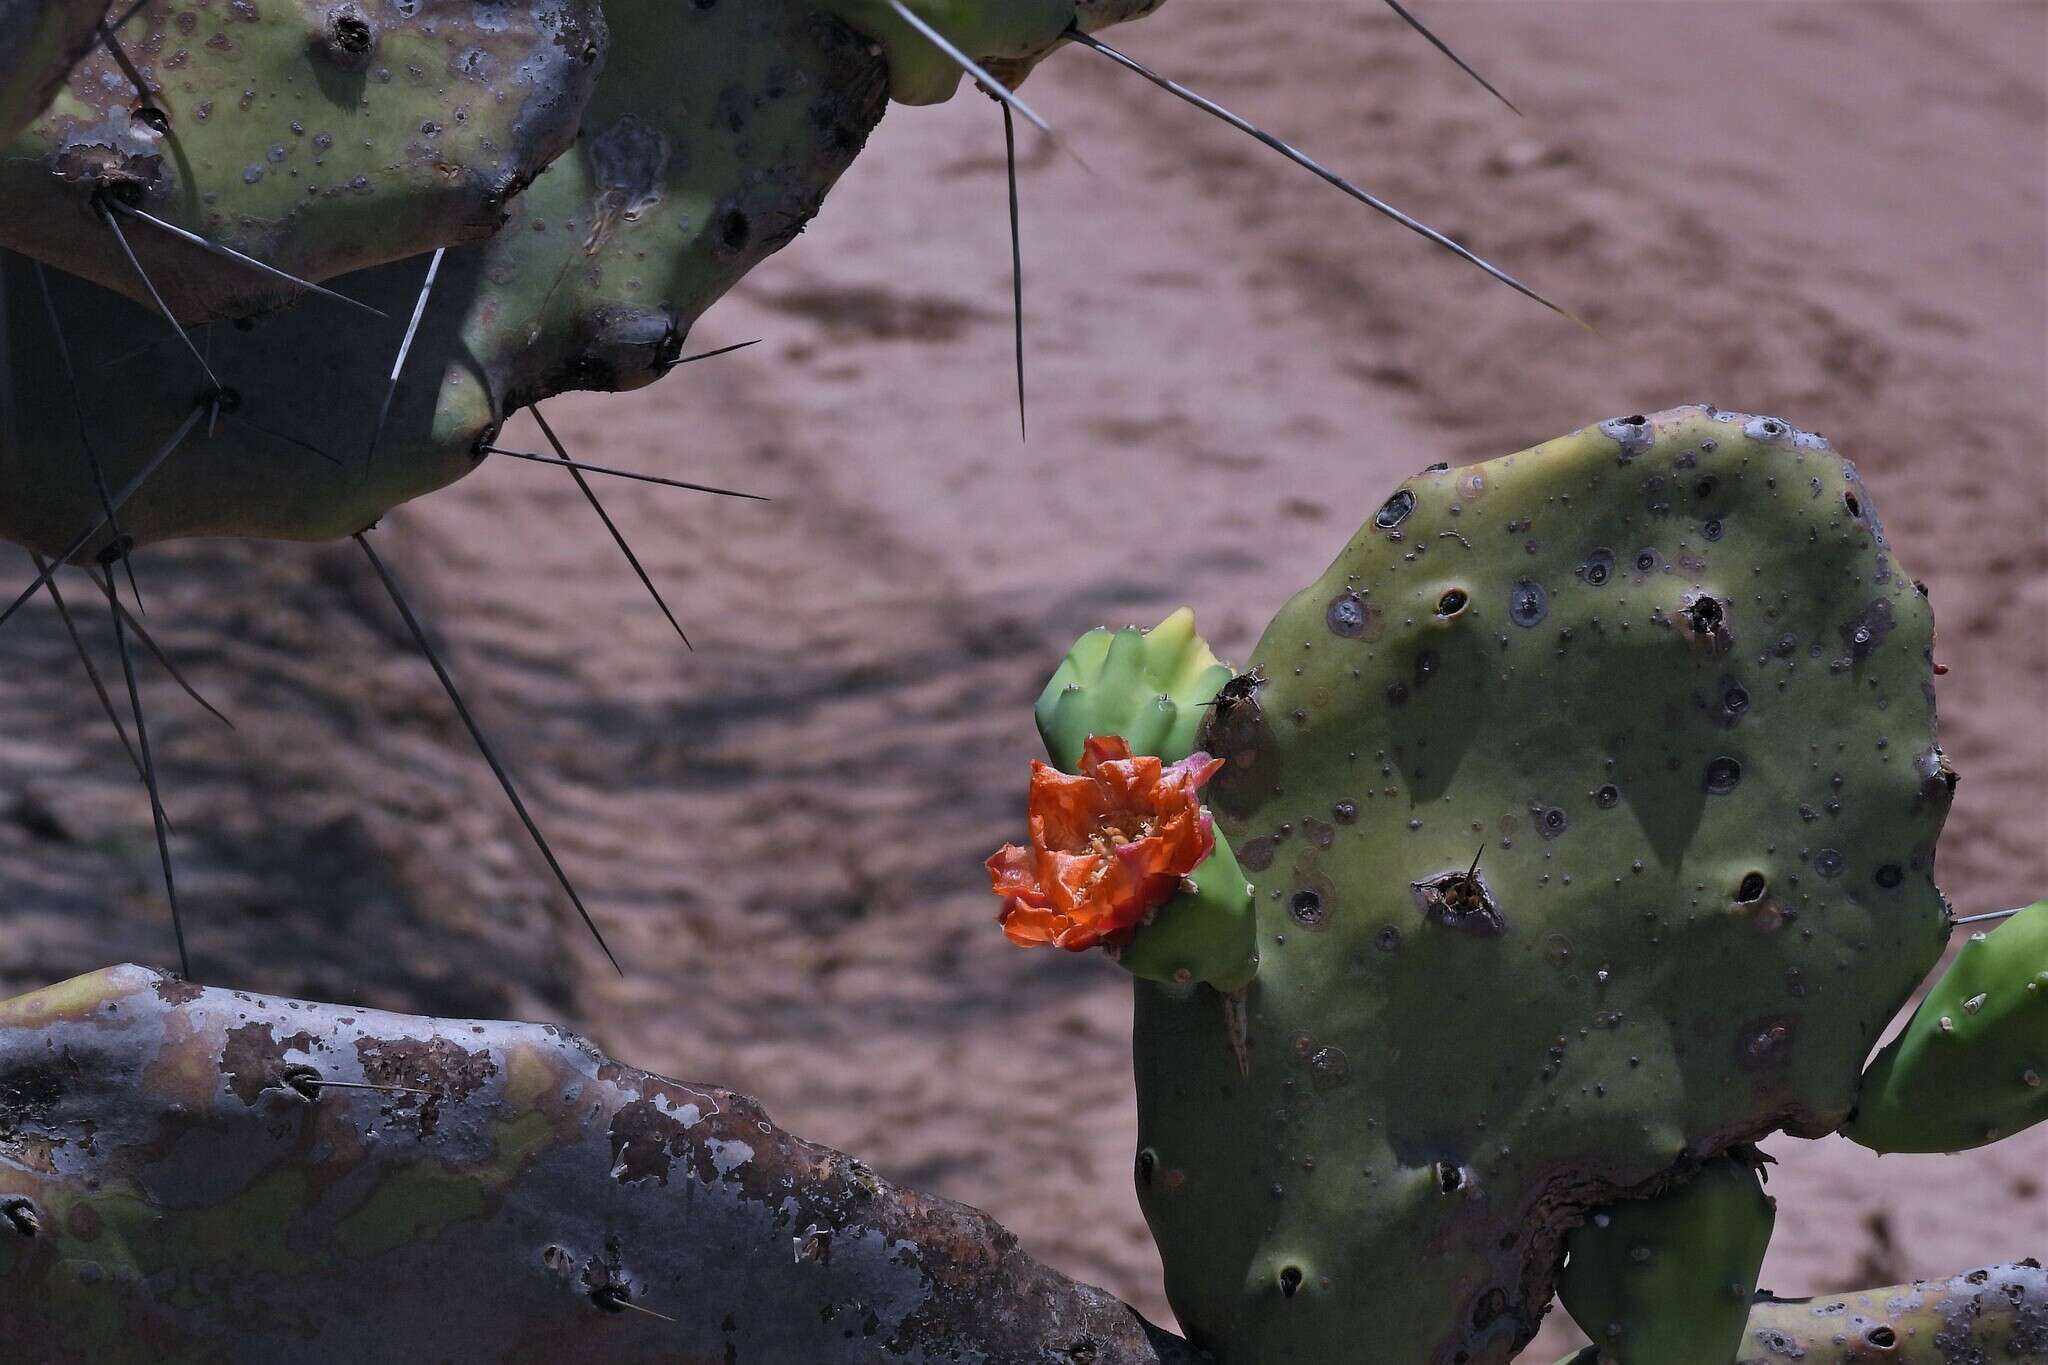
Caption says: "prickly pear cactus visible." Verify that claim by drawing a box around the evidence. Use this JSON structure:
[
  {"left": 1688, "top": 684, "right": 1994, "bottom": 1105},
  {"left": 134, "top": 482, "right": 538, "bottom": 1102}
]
[
  {"left": 1845, "top": 898, "right": 2048, "bottom": 1153},
  {"left": 0, "top": 0, "right": 606, "bottom": 322},
  {"left": 1557, "top": 1152, "right": 1775, "bottom": 1365},
  {"left": 1132, "top": 405, "right": 1953, "bottom": 1364},
  {"left": 0, "top": 0, "right": 109, "bottom": 143}
]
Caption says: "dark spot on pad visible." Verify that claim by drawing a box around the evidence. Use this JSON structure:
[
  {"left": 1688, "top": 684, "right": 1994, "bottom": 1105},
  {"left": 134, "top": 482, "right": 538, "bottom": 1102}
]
[
  {"left": 1289, "top": 889, "right": 1327, "bottom": 929},
  {"left": 1412, "top": 868, "right": 1505, "bottom": 937},
  {"left": 1434, "top": 1161, "right": 1467, "bottom": 1192},
  {"left": 1634, "top": 548, "right": 1662, "bottom": 574},
  {"left": 1531, "top": 801, "right": 1569, "bottom": 838},
  {"left": 222, "top": 1021, "right": 317, "bottom": 1105},
  {"left": 1845, "top": 491, "right": 1862, "bottom": 518},
  {"left": 1375, "top": 924, "right": 1403, "bottom": 952},
  {"left": 1236, "top": 836, "right": 1277, "bottom": 873},
  {"left": 1279, "top": 1265, "right": 1303, "bottom": 1297},
  {"left": 1375, "top": 489, "right": 1415, "bottom": 530},
  {"left": 1436, "top": 588, "right": 1468, "bottom": 617},
  {"left": 1874, "top": 863, "right": 1902, "bottom": 889},
  {"left": 1865, "top": 1325, "right": 1896, "bottom": 1349},
  {"left": 1592, "top": 784, "right": 1620, "bottom": 809},
  {"left": 1135, "top": 1148, "right": 1156, "bottom": 1186},
  {"left": 0, "top": 1197, "right": 38, "bottom": 1238},
  {"left": 1703, "top": 756, "right": 1742, "bottom": 794},
  {"left": 1600, "top": 414, "right": 1654, "bottom": 461},
  {"left": 1577, "top": 549, "right": 1615, "bottom": 586},
  {"left": 1508, "top": 578, "right": 1548, "bottom": 627},
  {"left": 1738, "top": 1015, "right": 1796, "bottom": 1071},
  {"left": 1703, "top": 517, "right": 1725, "bottom": 542},
  {"left": 1840, "top": 598, "right": 1895, "bottom": 659},
  {"left": 719, "top": 207, "right": 750, "bottom": 251},
  {"left": 1738, "top": 872, "right": 1767, "bottom": 903},
  {"left": 1326, "top": 592, "right": 1373, "bottom": 639},
  {"left": 1813, "top": 849, "right": 1846, "bottom": 878}
]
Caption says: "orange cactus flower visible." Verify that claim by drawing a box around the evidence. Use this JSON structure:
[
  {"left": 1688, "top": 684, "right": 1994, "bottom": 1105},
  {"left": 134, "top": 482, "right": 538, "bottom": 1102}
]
[{"left": 987, "top": 735, "right": 1224, "bottom": 951}]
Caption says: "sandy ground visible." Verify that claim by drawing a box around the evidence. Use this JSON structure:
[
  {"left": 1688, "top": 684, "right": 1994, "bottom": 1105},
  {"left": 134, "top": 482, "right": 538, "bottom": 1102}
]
[{"left": 2, "top": 1, "right": 2045, "bottom": 1356}]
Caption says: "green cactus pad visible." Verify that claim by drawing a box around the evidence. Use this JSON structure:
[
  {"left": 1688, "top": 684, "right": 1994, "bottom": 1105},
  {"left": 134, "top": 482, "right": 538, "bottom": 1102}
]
[
  {"left": 1118, "top": 826, "right": 1258, "bottom": 994},
  {"left": 1037, "top": 609, "right": 1234, "bottom": 771},
  {"left": 1844, "top": 899, "right": 2048, "bottom": 1153},
  {"left": 1559, "top": 1153, "right": 1776, "bottom": 1365},
  {"left": 0, "top": 0, "right": 109, "bottom": 143},
  {"left": 1132, "top": 405, "right": 1953, "bottom": 1365},
  {"left": 2, "top": 0, "right": 1184, "bottom": 555},
  {"left": 1, "top": 0, "right": 893, "bottom": 555},
  {"left": 1, "top": 251, "right": 495, "bottom": 555},
  {"left": 1, "top": 0, "right": 605, "bottom": 323}
]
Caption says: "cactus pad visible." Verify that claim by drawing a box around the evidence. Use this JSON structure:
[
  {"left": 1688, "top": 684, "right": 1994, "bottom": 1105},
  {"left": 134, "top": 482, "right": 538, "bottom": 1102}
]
[
  {"left": 1, "top": 0, "right": 893, "bottom": 555},
  {"left": 1735, "top": 1263, "right": 2048, "bottom": 1364},
  {"left": 1558, "top": 1152, "right": 1776, "bottom": 1365},
  {"left": 1132, "top": 405, "right": 1953, "bottom": 1364},
  {"left": 1845, "top": 898, "right": 2048, "bottom": 1153},
  {"left": 0, "top": 0, "right": 605, "bottom": 323},
  {"left": 1037, "top": 609, "right": 1234, "bottom": 771}
]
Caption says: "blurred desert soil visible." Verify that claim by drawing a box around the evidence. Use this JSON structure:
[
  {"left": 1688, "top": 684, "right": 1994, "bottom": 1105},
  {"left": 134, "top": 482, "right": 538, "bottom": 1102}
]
[{"left": 2, "top": 0, "right": 2043, "bottom": 1355}]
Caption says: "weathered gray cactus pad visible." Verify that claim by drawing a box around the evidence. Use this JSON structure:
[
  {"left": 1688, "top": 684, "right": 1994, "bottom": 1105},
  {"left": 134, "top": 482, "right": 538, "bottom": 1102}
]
[
  {"left": 0, "top": 964, "right": 1193, "bottom": 1363},
  {"left": 1135, "top": 405, "right": 1953, "bottom": 1364}
]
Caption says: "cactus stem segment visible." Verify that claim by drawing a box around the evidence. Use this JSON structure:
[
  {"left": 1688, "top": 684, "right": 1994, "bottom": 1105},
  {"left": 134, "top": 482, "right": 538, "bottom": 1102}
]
[
  {"left": 1379, "top": 0, "right": 1521, "bottom": 115},
  {"left": 365, "top": 247, "right": 446, "bottom": 473},
  {"left": 480, "top": 446, "right": 766, "bottom": 502},
  {"left": 97, "top": 560, "right": 188, "bottom": 979},
  {"left": 1065, "top": 27, "right": 1578, "bottom": 324},
  {"left": 530, "top": 403, "right": 690, "bottom": 651},
  {"left": 351, "top": 529, "right": 622, "bottom": 976},
  {"left": 885, "top": 0, "right": 1054, "bottom": 138}
]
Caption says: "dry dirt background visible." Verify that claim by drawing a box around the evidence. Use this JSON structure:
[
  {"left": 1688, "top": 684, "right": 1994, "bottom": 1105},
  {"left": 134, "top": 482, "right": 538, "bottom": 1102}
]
[{"left": 2, "top": 0, "right": 2045, "bottom": 1355}]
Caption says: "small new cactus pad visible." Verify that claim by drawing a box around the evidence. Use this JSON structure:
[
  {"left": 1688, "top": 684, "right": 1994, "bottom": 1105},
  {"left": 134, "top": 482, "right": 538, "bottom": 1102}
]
[
  {"left": 1844, "top": 899, "right": 2048, "bottom": 1153},
  {"left": 1037, "top": 609, "right": 1234, "bottom": 771},
  {"left": 1558, "top": 1152, "right": 1776, "bottom": 1365},
  {"left": 1132, "top": 405, "right": 1952, "bottom": 1364},
  {"left": 0, "top": 0, "right": 605, "bottom": 322},
  {"left": 0, "top": 0, "right": 109, "bottom": 143},
  {"left": 1024, "top": 611, "right": 1255, "bottom": 992}
]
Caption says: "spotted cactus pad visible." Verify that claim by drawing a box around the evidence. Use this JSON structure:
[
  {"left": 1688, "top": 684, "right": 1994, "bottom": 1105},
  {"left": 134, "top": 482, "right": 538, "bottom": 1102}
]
[
  {"left": 1133, "top": 405, "right": 1953, "bottom": 1364},
  {"left": 0, "top": 0, "right": 606, "bottom": 322}
]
